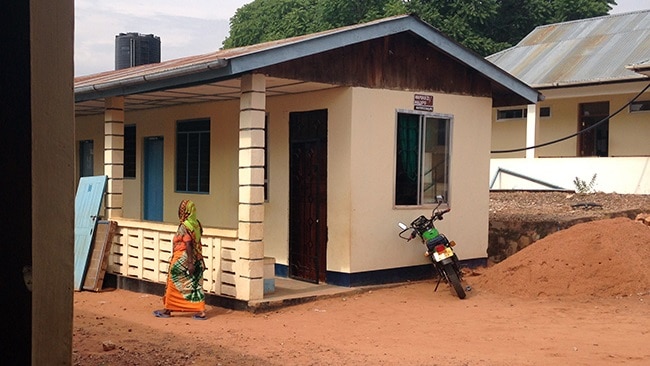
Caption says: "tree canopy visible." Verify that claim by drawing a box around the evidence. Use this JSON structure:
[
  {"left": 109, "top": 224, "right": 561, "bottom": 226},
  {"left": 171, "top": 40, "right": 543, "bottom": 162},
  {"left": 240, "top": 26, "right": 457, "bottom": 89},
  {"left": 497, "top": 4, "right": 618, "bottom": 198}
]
[{"left": 222, "top": 0, "right": 617, "bottom": 56}]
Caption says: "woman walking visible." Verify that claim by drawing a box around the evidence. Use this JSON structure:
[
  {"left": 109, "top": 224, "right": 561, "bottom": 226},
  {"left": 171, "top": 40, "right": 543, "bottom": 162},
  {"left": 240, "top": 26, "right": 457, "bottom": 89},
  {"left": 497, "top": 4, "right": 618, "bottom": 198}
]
[{"left": 153, "top": 200, "right": 207, "bottom": 320}]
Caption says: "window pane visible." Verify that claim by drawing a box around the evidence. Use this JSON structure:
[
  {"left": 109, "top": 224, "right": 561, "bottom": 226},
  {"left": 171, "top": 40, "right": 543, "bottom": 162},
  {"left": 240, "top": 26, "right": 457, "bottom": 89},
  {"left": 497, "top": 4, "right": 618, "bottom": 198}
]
[
  {"left": 199, "top": 132, "right": 210, "bottom": 192},
  {"left": 497, "top": 108, "right": 525, "bottom": 119},
  {"left": 423, "top": 118, "right": 448, "bottom": 204},
  {"left": 539, "top": 107, "right": 551, "bottom": 117},
  {"left": 124, "top": 125, "right": 136, "bottom": 178},
  {"left": 582, "top": 102, "right": 608, "bottom": 116},
  {"left": 630, "top": 100, "right": 650, "bottom": 112},
  {"left": 187, "top": 133, "right": 200, "bottom": 192},
  {"left": 79, "top": 140, "right": 94, "bottom": 177},
  {"left": 395, "top": 113, "right": 420, "bottom": 205}
]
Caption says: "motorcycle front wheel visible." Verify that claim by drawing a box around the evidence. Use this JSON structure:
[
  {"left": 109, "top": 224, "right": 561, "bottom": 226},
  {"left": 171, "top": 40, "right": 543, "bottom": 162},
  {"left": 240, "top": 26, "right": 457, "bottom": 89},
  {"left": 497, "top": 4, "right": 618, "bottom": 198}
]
[{"left": 443, "top": 263, "right": 466, "bottom": 299}]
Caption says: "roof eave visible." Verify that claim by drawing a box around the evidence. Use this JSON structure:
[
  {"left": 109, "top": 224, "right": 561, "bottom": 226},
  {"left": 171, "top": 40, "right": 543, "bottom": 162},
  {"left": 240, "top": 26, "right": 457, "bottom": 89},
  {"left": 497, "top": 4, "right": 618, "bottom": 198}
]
[
  {"left": 74, "top": 15, "right": 540, "bottom": 105},
  {"left": 533, "top": 75, "right": 649, "bottom": 90},
  {"left": 75, "top": 59, "right": 229, "bottom": 103}
]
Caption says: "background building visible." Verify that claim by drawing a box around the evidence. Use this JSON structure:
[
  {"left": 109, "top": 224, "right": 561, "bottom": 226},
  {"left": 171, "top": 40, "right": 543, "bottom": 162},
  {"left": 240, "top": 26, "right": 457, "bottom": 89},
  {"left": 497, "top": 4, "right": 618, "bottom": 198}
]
[{"left": 115, "top": 32, "right": 161, "bottom": 70}]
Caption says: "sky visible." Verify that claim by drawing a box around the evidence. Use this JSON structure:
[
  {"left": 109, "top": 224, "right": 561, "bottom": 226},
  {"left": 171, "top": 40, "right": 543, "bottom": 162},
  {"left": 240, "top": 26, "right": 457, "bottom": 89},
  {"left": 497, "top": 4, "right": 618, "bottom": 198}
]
[{"left": 74, "top": 0, "right": 650, "bottom": 77}]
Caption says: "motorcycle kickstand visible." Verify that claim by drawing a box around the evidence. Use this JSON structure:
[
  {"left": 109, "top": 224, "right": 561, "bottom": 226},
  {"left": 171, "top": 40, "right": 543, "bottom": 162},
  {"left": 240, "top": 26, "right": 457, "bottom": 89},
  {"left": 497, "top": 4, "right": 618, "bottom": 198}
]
[{"left": 434, "top": 276, "right": 442, "bottom": 292}]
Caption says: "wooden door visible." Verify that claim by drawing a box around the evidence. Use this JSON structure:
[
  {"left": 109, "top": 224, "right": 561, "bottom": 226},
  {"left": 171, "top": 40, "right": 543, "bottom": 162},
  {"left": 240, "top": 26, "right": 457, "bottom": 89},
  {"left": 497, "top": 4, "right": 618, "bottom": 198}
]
[
  {"left": 578, "top": 102, "right": 609, "bottom": 157},
  {"left": 289, "top": 109, "right": 328, "bottom": 283}
]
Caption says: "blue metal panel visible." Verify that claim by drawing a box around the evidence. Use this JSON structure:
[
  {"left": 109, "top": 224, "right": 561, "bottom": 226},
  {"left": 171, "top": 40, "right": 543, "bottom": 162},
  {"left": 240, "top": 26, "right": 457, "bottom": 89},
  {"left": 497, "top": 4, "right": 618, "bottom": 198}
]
[
  {"left": 144, "top": 137, "right": 164, "bottom": 221},
  {"left": 74, "top": 175, "right": 107, "bottom": 291}
]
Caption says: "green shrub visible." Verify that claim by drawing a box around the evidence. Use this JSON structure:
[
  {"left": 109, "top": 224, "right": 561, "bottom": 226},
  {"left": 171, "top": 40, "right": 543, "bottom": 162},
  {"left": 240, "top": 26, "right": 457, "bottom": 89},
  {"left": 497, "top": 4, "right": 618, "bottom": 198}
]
[{"left": 573, "top": 173, "right": 597, "bottom": 194}]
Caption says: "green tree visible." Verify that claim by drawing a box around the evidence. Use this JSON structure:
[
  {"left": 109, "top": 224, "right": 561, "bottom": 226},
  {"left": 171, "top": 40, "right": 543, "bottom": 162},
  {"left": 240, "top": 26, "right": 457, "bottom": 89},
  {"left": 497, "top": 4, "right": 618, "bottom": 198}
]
[
  {"left": 318, "top": 0, "right": 399, "bottom": 27},
  {"left": 222, "top": 0, "right": 323, "bottom": 49},
  {"left": 406, "top": 0, "right": 508, "bottom": 56},
  {"left": 222, "top": 0, "right": 617, "bottom": 56},
  {"left": 223, "top": 0, "right": 405, "bottom": 49}
]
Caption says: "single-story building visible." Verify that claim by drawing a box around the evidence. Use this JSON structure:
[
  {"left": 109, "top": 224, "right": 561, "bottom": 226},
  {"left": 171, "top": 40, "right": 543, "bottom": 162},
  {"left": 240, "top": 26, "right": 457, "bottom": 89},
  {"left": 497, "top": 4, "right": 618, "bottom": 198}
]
[
  {"left": 75, "top": 14, "right": 540, "bottom": 303},
  {"left": 487, "top": 10, "right": 650, "bottom": 193}
]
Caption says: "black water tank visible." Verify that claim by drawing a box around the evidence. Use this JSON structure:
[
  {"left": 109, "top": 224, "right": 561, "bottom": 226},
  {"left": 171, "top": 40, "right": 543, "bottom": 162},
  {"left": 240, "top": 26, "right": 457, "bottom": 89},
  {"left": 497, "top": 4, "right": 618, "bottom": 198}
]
[{"left": 115, "top": 32, "right": 161, "bottom": 70}]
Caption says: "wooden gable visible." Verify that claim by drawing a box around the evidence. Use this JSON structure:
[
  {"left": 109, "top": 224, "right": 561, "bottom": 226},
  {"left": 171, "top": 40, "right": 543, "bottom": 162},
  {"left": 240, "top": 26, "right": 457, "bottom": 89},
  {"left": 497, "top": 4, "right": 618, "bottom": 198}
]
[{"left": 260, "top": 32, "right": 492, "bottom": 98}]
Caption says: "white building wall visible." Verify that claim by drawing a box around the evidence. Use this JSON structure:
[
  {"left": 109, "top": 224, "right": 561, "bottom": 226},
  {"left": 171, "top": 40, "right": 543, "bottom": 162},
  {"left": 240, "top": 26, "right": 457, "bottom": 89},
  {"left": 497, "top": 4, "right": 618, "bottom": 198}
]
[
  {"left": 348, "top": 88, "right": 492, "bottom": 272},
  {"left": 490, "top": 157, "right": 650, "bottom": 194},
  {"left": 76, "top": 84, "right": 496, "bottom": 280},
  {"left": 263, "top": 87, "right": 354, "bottom": 274}
]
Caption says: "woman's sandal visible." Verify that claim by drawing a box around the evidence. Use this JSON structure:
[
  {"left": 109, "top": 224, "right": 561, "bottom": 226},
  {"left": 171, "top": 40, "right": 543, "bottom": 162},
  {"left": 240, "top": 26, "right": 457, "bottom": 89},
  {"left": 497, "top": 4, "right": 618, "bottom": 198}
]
[
  {"left": 153, "top": 309, "right": 171, "bottom": 318},
  {"left": 192, "top": 313, "right": 207, "bottom": 320}
]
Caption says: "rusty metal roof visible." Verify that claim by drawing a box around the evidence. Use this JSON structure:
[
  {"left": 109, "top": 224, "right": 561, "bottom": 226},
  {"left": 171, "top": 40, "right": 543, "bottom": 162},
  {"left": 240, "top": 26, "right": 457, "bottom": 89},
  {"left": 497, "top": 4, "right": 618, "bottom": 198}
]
[
  {"left": 627, "top": 58, "right": 650, "bottom": 77},
  {"left": 487, "top": 10, "right": 650, "bottom": 88},
  {"left": 75, "top": 14, "right": 540, "bottom": 115}
]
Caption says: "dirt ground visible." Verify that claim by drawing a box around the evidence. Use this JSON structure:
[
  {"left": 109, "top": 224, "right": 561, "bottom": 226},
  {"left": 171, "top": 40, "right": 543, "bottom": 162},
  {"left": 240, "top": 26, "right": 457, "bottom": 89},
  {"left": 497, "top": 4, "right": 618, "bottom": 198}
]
[
  {"left": 73, "top": 192, "right": 650, "bottom": 366},
  {"left": 489, "top": 191, "right": 650, "bottom": 222}
]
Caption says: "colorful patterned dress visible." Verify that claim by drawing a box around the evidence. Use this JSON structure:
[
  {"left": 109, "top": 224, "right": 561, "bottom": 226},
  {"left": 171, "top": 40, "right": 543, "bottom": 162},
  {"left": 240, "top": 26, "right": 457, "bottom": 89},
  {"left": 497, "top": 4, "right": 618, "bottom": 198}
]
[{"left": 162, "top": 200, "right": 205, "bottom": 313}]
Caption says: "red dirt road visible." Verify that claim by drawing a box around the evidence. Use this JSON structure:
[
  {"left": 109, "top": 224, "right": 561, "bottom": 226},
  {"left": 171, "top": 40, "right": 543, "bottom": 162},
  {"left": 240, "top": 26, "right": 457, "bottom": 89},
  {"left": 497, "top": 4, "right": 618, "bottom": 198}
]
[{"left": 73, "top": 218, "right": 650, "bottom": 366}]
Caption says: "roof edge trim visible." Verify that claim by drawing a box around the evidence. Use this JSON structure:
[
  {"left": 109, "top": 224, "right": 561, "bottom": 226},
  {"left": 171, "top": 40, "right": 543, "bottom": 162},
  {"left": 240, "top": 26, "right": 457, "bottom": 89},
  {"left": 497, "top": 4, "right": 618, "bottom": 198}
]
[{"left": 75, "top": 59, "right": 228, "bottom": 102}]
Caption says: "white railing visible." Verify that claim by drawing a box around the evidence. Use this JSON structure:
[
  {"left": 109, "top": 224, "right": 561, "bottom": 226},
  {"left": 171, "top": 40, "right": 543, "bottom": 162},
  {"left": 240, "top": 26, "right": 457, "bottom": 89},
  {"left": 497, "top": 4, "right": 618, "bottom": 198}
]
[{"left": 107, "top": 218, "right": 238, "bottom": 296}]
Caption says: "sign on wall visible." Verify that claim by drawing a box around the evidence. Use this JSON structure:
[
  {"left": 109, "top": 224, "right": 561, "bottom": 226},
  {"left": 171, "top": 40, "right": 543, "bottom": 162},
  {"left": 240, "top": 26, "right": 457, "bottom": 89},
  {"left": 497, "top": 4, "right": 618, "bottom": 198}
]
[{"left": 414, "top": 94, "right": 433, "bottom": 111}]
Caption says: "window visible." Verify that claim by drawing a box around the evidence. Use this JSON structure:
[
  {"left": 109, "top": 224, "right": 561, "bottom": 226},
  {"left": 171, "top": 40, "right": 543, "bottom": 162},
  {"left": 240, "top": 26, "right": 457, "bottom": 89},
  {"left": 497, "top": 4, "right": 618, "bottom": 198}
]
[
  {"left": 630, "top": 100, "right": 650, "bottom": 113},
  {"left": 395, "top": 112, "right": 450, "bottom": 206},
  {"left": 124, "top": 125, "right": 136, "bottom": 178},
  {"left": 540, "top": 106, "right": 551, "bottom": 117},
  {"left": 176, "top": 119, "right": 210, "bottom": 193},
  {"left": 497, "top": 106, "right": 550, "bottom": 119},
  {"left": 79, "top": 140, "right": 94, "bottom": 177},
  {"left": 497, "top": 108, "right": 526, "bottom": 120}
]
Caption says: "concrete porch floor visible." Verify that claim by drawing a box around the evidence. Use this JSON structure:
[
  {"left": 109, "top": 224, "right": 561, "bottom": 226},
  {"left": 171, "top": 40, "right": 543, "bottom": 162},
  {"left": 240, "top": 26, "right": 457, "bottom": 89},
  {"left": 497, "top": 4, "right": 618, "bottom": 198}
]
[{"left": 247, "top": 277, "right": 375, "bottom": 312}]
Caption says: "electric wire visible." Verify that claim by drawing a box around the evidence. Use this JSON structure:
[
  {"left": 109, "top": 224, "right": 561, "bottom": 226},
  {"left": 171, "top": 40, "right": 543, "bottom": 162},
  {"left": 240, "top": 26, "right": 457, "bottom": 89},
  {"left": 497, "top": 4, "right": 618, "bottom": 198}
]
[{"left": 491, "top": 82, "right": 650, "bottom": 154}]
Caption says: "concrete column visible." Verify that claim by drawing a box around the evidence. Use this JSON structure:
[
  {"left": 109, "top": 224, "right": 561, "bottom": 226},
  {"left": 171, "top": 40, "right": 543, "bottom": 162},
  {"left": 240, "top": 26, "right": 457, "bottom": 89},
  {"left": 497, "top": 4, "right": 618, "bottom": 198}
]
[
  {"left": 28, "top": 0, "right": 75, "bottom": 364},
  {"left": 526, "top": 104, "right": 538, "bottom": 159},
  {"left": 236, "top": 73, "right": 266, "bottom": 301},
  {"left": 104, "top": 96, "right": 124, "bottom": 218}
]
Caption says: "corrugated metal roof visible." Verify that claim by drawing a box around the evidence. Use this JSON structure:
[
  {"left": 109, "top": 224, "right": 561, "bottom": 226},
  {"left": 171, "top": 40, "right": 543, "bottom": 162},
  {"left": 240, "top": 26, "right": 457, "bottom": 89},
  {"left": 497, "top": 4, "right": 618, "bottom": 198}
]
[
  {"left": 74, "top": 15, "right": 418, "bottom": 98},
  {"left": 487, "top": 10, "right": 650, "bottom": 88},
  {"left": 627, "top": 58, "right": 650, "bottom": 76},
  {"left": 74, "top": 18, "right": 368, "bottom": 88},
  {"left": 75, "top": 14, "right": 540, "bottom": 113}
]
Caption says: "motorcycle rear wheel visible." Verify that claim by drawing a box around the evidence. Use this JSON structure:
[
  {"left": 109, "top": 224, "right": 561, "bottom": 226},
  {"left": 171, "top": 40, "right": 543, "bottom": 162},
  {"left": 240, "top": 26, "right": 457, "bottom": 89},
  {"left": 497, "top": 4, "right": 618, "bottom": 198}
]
[{"left": 444, "top": 263, "right": 466, "bottom": 299}]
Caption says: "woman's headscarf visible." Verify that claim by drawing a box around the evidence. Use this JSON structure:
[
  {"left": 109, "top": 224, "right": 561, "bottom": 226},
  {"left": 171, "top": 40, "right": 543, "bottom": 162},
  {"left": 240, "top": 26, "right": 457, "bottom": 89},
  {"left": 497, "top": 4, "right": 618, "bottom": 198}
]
[{"left": 178, "top": 199, "right": 202, "bottom": 245}]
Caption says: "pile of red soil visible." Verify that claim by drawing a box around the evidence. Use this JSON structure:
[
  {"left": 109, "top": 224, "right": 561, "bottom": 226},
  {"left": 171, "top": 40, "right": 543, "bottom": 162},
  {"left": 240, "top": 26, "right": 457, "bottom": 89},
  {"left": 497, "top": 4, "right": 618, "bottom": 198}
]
[{"left": 473, "top": 217, "right": 650, "bottom": 298}]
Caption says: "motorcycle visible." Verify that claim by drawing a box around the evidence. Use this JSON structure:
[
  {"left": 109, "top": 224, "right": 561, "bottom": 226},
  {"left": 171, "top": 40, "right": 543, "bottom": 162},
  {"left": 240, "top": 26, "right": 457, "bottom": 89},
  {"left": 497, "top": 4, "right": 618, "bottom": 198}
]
[{"left": 398, "top": 196, "right": 466, "bottom": 299}]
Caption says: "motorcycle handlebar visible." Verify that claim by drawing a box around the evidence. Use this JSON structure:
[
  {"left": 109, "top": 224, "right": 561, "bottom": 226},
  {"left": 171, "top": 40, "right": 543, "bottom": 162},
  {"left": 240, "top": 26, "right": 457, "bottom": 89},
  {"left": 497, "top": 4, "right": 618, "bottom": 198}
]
[
  {"left": 409, "top": 230, "right": 417, "bottom": 241},
  {"left": 398, "top": 227, "right": 419, "bottom": 242},
  {"left": 434, "top": 208, "right": 451, "bottom": 220}
]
